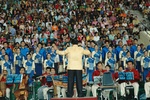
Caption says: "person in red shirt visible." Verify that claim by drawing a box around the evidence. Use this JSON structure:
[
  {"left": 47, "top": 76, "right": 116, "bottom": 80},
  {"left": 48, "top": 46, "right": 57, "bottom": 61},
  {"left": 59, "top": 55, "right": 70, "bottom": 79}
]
[
  {"left": 120, "top": 61, "right": 140, "bottom": 100},
  {"left": 91, "top": 62, "right": 106, "bottom": 97},
  {"left": 0, "top": 70, "right": 13, "bottom": 99},
  {"left": 144, "top": 71, "right": 150, "bottom": 100},
  {"left": 40, "top": 67, "right": 56, "bottom": 100}
]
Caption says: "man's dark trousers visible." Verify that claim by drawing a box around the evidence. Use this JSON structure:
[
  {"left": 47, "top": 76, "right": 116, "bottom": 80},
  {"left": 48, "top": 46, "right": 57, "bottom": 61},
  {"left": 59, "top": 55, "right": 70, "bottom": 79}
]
[{"left": 67, "top": 70, "right": 83, "bottom": 97}]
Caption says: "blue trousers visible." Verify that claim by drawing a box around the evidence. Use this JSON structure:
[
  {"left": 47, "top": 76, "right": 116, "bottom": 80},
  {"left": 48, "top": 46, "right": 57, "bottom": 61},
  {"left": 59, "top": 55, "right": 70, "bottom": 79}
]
[
  {"left": 15, "top": 64, "right": 23, "bottom": 74},
  {"left": 87, "top": 68, "right": 94, "bottom": 82},
  {"left": 35, "top": 63, "right": 43, "bottom": 76},
  {"left": 0, "top": 65, "right": 1, "bottom": 74},
  {"left": 136, "top": 61, "right": 141, "bottom": 73},
  {"left": 143, "top": 68, "right": 150, "bottom": 81}
]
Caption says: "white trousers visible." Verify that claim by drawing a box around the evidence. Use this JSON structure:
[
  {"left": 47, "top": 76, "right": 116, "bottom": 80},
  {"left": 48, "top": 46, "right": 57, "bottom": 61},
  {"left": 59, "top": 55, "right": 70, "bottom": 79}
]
[
  {"left": 144, "top": 82, "right": 150, "bottom": 98},
  {"left": 120, "top": 82, "right": 139, "bottom": 98},
  {"left": 43, "top": 86, "right": 53, "bottom": 100},
  {"left": 6, "top": 88, "right": 10, "bottom": 99},
  {"left": 92, "top": 84, "right": 99, "bottom": 97},
  {"left": 84, "top": 85, "right": 92, "bottom": 97}
]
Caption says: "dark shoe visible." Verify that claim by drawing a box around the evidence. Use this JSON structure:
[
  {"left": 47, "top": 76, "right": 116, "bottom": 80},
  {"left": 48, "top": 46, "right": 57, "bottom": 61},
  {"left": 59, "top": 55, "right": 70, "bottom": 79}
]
[
  {"left": 147, "top": 98, "right": 150, "bottom": 100},
  {"left": 134, "top": 98, "right": 138, "bottom": 100}
]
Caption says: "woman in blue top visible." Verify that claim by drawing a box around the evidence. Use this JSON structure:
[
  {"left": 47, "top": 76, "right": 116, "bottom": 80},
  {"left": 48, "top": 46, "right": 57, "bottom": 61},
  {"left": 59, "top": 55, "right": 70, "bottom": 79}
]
[
  {"left": 92, "top": 45, "right": 102, "bottom": 64},
  {"left": 0, "top": 48, "right": 6, "bottom": 74},
  {"left": 24, "top": 54, "right": 35, "bottom": 86},
  {"left": 105, "top": 52, "right": 116, "bottom": 73},
  {"left": 134, "top": 45, "right": 143, "bottom": 73},
  {"left": 44, "top": 54, "right": 54, "bottom": 70},
  {"left": 32, "top": 47, "right": 43, "bottom": 76},
  {"left": 14, "top": 48, "right": 24, "bottom": 74},
  {"left": 1, "top": 54, "right": 13, "bottom": 75},
  {"left": 141, "top": 51, "right": 150, "bottom": 81}
]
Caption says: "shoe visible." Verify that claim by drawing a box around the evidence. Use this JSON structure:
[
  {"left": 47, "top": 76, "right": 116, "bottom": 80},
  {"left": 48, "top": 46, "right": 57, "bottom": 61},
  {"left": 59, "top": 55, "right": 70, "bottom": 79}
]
[
  {"left": 147, "top": 98, "right": 150, "bottom": 100},
  {"left": 120, "top": 96, "right": 125, "bottom": 100},
  {"left": 134, "top": 98, "right": 138, "bottom": 100}
]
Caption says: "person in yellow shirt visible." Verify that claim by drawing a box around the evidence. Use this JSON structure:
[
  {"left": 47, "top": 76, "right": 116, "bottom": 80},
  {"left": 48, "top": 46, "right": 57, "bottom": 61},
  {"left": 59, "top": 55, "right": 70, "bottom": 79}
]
[{"left": 55, "top": 39, "right": 91, "bottom": 97}]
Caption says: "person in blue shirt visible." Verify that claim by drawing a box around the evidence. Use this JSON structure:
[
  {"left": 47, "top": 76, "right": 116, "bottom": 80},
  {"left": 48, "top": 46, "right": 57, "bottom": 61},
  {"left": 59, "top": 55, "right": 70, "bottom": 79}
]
[
  {"left": 38, "top": 43, "right": 47, "bottom": 60},
  {"left": 115, "top": 40, "right": 123, "bottom": 62},
  {"left": 106, "top": 46, "right": 116, "bottom": 61},
  {"left": 130, "top": 38, "right": 138, "bottom": 58},
  {"left": 119, "top": 45, "right": 128, "bottom": 69},
  {"left": 147, "top": 42, "right": 150, "bottom": 56},
  {"left": 105, "top": 52, "right": 116, "bottom": 73},
  {"left": 102, "top": 40, "right": 109, "bottom": 62},
  {"left": 20, "top": 41, "right": 29, "bottom": 60},
  {"left": 32, "top": 47, "right": 43, "bottom": 76},
  {"left": 3, "top": 42, "right": 13, "bottom": 63},
  {"left": 85, "top": 54, "right": 96, "bottom": 82},
  {"left": 92, "top": 45, "right": 102, "bottom": 64},
  {"left": 88, "top": 41, "right": 95, "bottom": 52},
  {"left": 141, "top": 51, "right": 150, "bottom": 81},
  {"left": 134, "top": 45, "right": 143, "bottom": 73},
  {"left": 1, "top": 54, "right": 13, "bottom": 75},
  {"left": 0, "top": 48, "right": 6, "bottom": 74},
  {"left": 123, "top": 51, "right": 134, "bottom": 68},
  {"left": 23, "top": 54, "right": 35, "bottom": 86},
  {"left": 44, "top": 54, "right": 54, "bottom": 70},
  {"left": 14, "top": 48, "right": 24, "bottom": 74}
]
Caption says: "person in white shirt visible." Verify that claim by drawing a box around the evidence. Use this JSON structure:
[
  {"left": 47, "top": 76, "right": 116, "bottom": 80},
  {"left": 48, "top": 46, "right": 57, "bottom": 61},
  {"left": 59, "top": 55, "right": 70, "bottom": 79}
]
[{"left": 93, "top": 32, "right": 100, "bottom": 42}]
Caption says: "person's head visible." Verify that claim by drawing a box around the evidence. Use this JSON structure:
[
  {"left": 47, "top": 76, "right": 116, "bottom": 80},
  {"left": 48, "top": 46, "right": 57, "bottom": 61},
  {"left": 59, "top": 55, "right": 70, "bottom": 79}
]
[
  {"left": 97, "top": 62, "right": 103, "bottom": 71},
  {"left": 20, "top": 67, "right": 26, "bottom": 74},
  {"left": 3, "top": 70, "right": 7, "bottom": 76},
  {"left": 21, "top": 41, "right": 25, "bottom": 47},
  {"left": 144, "top": 50, "right": 148, "bottom": 56},
  {"left": 105, "top": 65, "right": 111, "bottom": 72},
  {"left": 126, "top": 51, "right": 131, "bottom": 57},
  {"left": 3, "top": 42, "right": 8, "bottom": 48},
  {"left": 123, "top": 45, "right": 127, "bottom": 51},
  {"left": 1, "top": 48, "right": 5, "bottom": 55},
  {"left": 46, "top": 67, "right": 51, "bottom": 74},
  {"left": 118, "top": 40, "right": 123, "bottom": 47},
  {"left": 105, "top": 40, "right": 109, "bottom": 47},
  {"left": 50, "top": 68, "right": 55, "bottom": 75},
  {"left": 91, "top": 41, "right": 95, "bottom": 47},
  {"left": 126, "top": 61, "right": 134, "bottom": 70},
  {"left": 107, "top": 52, "right": 112, "bottom": 58},
  {"left": 71, "top": 39, "right": 78, "bottom": 45},
  {"left": 16, "top": 48, "right": 20, "bottom": 54},
  {"left": 118, "top": 66, "right": 123, "bottom": 72},
  {"left": 27, "top": 54, "right": 31, "bottom": 60},
  {"left": 36, "top": 47, "right": 40, "bottom": 53},
  {"left": 108, "top": 46, "right": 112, "bottom": 52},
  {"left": 4, "top": 54, "right": 9, "bottom": 61},
  {"left": 47, "top": 54, "right": 51, "bottom": 59},
  {"left": 137, "top": 45, "right": 141, "bottom": 51},
  {"left": 94, "top": 45, "right": 98, "bottom": 50},
  {"left": 38, "top": 43, "right": 42, "bottom": 49},
  {"left": 134, "top": 38, "right": 138, "bottom": 45}
]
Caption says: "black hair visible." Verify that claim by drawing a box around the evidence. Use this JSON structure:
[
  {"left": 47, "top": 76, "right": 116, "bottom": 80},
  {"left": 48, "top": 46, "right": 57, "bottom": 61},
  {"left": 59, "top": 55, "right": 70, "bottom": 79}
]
[
  {"left": 46, "top": 67, "right": 51, "bottom": 70},
  {"left": 71, "top": 39, "right": 78, "bottom": 45},
  {"left": 20, "top": 67, "right": 26, "bottom": 71},
  {"left": 96, "top": 61, "right": 103, "bottom": 67},
  {"left": 105, "top": 65, "right": 111, "bottom": 69},
  {"left": 126, "top": 61, "right": 134, "bottom": 64}
]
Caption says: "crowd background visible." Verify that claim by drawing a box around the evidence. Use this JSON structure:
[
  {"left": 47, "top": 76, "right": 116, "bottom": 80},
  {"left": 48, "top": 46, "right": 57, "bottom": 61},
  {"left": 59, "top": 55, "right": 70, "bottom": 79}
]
[{"left": 0, "top": 0, "right": 150, "bottom": 100}]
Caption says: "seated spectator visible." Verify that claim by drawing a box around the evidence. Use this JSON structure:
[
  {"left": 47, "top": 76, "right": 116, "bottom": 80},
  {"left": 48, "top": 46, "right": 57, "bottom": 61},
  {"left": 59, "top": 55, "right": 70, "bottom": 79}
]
[
  {"left": 14, "top": 67, "right": 29, "bottom": 100},
  {"left": 40, "top": 68, "right": 56, "bottom": 99},
  {"left": 120, "top": 61, "right": 140, "bottom": 100},
  {"left": 92, "top": 62, "right": 106, "bottom": 97}
]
